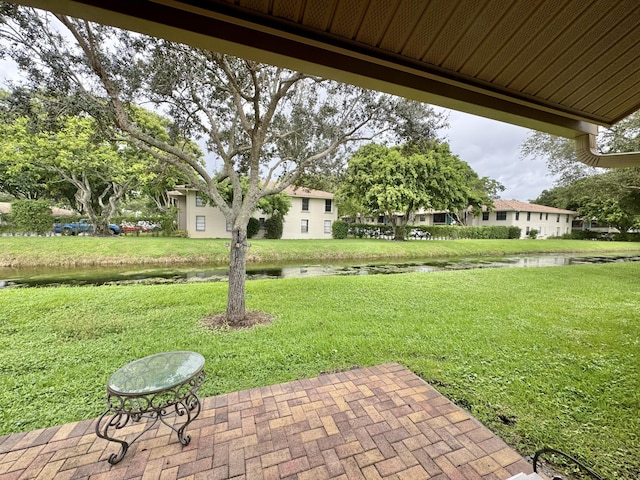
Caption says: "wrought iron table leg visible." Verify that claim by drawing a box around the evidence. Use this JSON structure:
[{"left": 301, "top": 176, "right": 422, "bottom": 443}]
[
  {"left": 95, "top": 411, "right": 131, "bottom": 465},
  {"left": 96, "top": 395, "right": 202, "bottom": 464},
  {"left": 176, "top": 393, "right": 201, "bottom": 445}
]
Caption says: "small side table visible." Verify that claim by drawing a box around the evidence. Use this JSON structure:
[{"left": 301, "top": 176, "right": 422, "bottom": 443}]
[{"left": 96, "top": 351, "right": 206, "bottom": 464}]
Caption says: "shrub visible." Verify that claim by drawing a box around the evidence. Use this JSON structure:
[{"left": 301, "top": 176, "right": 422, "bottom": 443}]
[
  {"left": 528, "top": 228, "right": 539, "bottom": 239},
  {"left": 247, "top": 217, "right": 260, "bottom": 238},
  {"left": 332, "top": 220, "right": 349, "bottom": 239},
  {"left": 560, "top": 230, "right": 599, "bottom": 240},
  {"left": 11, "top": 200, "right": 54, "bottom": 235},
  {"left": 348, "top": 224, "right": 393, "bottom": 239},
  {"left": 621, "top": 232, "right": 640, "bottom": 242},
  {"left": 169, "top": 229, "right": 188, "bottom": 238},
  {"left": 344, "top": 223, "right": 522, "bottom": 240},
  {"left": 407, "top": 225, "right": 519, "bottom": 240},
  {"left": 264, "top": 216, "right": 283, "bottom": 239},
  {"left": 508, "top": 226, "right": 522, "bottom": 239}
]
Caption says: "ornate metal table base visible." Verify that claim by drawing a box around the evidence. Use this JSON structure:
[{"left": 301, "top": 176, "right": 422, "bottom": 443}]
[{"left": 96, "top": 352, "right": 206, "bottom": 464}]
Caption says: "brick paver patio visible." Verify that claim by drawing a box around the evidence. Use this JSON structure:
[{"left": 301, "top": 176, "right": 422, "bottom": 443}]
[{"left": 0, "top": 363, "right": 536, "bottom": 479}]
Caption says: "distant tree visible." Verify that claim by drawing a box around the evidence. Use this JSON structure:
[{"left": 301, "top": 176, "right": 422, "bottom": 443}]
[
  {"left": 520, "top": 111, "right": 640, "bottom": 187},
  {"left": 338, "top": 142, "right": 497, "bottom": 239},
  {"left": 401, "top": 141, "right": 502, "bottom": 225},
  {"left": 578, "top": 169, "right": 640, "bottom": 234},
  {"left": 0, "top": 113, "right": 159, "bottom": 235},
  {"left": 524, "top": 111, "right": 640, "bottom": 234},
  {"left": 520, "top": 131, "right": 599, "bottom": 186},
  {"left": 600, "top": 111, "right": 640, "bottom": 153},
  {"left": 531, "top": 185, "right": 577, "bottom": 210},
  {"left": 533, "top": 168, "right": 640, "bottom": 234},
  {"left": 0, "top": 90, "right": 55, "bottom": 200}
]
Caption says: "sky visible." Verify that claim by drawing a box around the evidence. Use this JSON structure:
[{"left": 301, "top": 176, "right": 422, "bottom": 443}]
[
  {"left": 0, "top": 54, "right": 556, "bottom": 203},
  {"left": 435, "top": 108, "right": 556, "bottom": 202}
]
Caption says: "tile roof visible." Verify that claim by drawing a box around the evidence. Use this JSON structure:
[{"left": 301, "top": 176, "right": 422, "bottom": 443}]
[
  {"left": 489, "top": 200, "right": 577, "bottom": 215},
  {"left": 281, "top": 185, "right": 333, "bottom": 199},
  {"left": 172, "top": 184, "right": 333, "bottom": 199}
]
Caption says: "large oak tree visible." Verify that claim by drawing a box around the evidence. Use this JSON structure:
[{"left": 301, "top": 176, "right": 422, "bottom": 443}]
[{"left": 0, "top": 4, "right": 445, "bottom": 323}]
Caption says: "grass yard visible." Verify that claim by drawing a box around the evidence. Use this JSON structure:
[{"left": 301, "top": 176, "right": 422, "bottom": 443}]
[
  {"left": 1, "top": 236, "right": 640, "bottom": 267},
  {"left": 0, "top": 262, "right": 638, "bottom": 478}
]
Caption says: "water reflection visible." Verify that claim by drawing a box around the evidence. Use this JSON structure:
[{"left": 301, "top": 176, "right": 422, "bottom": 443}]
[{"left": 1, "top": 254, "right": 638, "bottom": 288}]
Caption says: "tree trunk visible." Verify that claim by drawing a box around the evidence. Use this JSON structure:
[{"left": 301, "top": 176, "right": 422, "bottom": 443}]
[
  {"left": 393, "top": 216, "right": 408, "bottom": 241},
  {"left": 226, "top": 226, "right": 248, "bottom": 324}
]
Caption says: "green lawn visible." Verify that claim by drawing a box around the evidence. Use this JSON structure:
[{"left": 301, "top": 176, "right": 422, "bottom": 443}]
[
  {"left": 0, "top": 262, "right": 638, "bottom": 479},
  {"left": 1, "top": 236, "right": 640, "bottom": 267}
]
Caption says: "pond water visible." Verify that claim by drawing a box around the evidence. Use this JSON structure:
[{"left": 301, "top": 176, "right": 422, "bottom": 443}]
[{"left": 1, "top": 253, "right": 639, "bottom": 288}]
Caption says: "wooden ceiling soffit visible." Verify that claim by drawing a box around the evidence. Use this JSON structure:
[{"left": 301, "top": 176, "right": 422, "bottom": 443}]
[{"left": 14, "top": 0, "right": 600, "bottom": 139}]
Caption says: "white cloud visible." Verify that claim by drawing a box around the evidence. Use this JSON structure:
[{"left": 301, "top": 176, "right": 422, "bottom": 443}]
[{"left": 437, "top": 108, "right": 558, "bottom": 201}]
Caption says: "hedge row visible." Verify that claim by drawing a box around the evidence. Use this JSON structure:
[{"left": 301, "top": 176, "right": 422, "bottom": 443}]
[
  {"left": 334, "top": 222, "right": 521, "bottom": 240},
  {"left": 560, "top": 230, "right": 640, "bottom": 242},
  {"left": 416, "top": 225, "right": 522, "bottom": 239}
]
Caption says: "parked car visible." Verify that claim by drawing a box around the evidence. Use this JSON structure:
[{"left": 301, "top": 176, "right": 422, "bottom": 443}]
[
  {"left": 119, "top": 222, "right": 141, "bottom": 234},
  {"left": 119, "top": 221, "right": 162, "bottom": 234},
  {"left": 53, "top": 219, "right": 120, "bottom": 235}
]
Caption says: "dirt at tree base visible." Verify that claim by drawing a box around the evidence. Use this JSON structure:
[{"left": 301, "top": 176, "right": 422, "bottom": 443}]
[{"left": 201, "top": 311, "right": 274, "bottom": 330}]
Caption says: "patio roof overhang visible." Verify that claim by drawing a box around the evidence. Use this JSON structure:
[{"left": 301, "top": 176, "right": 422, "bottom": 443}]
[{"left": 12, "top": 0, "right": 640, "bottom": 167}]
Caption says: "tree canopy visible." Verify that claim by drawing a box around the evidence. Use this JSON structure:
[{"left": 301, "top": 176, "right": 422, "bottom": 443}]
[
  {"left": 337, "top": 142, "right": 499, "bottom": 240},
  {"left": 0, "top": 5, "right": 447, "bottom": 322},
  {"left": 0, "top": 90, "right": 189, "bottom": 234},
  {"left": 524, "top": 110, "right": 640, "bottom": 234},
  {"left": 533, "top": 168, "right": 640, "bottom": 234}
]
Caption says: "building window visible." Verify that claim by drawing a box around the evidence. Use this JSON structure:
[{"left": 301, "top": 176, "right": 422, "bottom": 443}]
[
  {"left": 556, "top": 214, "right": 560, "bottom": 222},
  {"left": 325, "top": 199, "right": 332, "bottom": 213},
  {"left": 195, "top": 193, "right": 206, "bottom": 207},
  {"left": 527, "top": 212, "right": 531, "bottom": 221},
  {"left": 566, "top": 214, "right": 570, "bottom": 223},
  {"left": 259, "top": 217, "right": 265, "bottom": 228},
  {"left": 545, "top": 213, "right": 549, "bottom": 220},
  {"left": 195, "top": 215, "right": 205, "bottom": 231},
  {"left": 482, "top": 211, "right": 489, "bottom": 221},
  {"left": 301, "top": 198, "right": 309, "bottom": 212},
  {"left": 540, "top": 213, "right": 543, "bottom": 220},
  {"left": 377, "top": 215, "right": 385, "bottom": 224},
  {"left": 419, "top": 214, "right": 426, "bottom": 222},
  {"left": 526, "top": 226, "right": 530, "bottom": 235},
  {"left": 324, "top": 220, "right": 332, "bottom": 234},
  {"left": 496, "top": 211, "right": 507, "bottom": 221},
  {"left": 301, "top": 219, "right": 309, "bottom": 233},
  {"left": 226, "top": 220, "right": 232, "bottom": 232},
  {"left": 515, "top": 212, "right": 520, "bottom": 221},
  {"left": 433, "top": 213, "right": 446, "bottom": 224}
]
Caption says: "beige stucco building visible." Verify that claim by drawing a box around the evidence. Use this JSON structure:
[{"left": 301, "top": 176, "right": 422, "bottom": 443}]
[
  {"left": 169, "top": 186, "right": 337, "bottom": 239},
  {"left": 353, "top": 200, "right": 578, "bottom": 239},
  {"left": 466, "top": 200, "right": 577, "bottom": 239}
]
